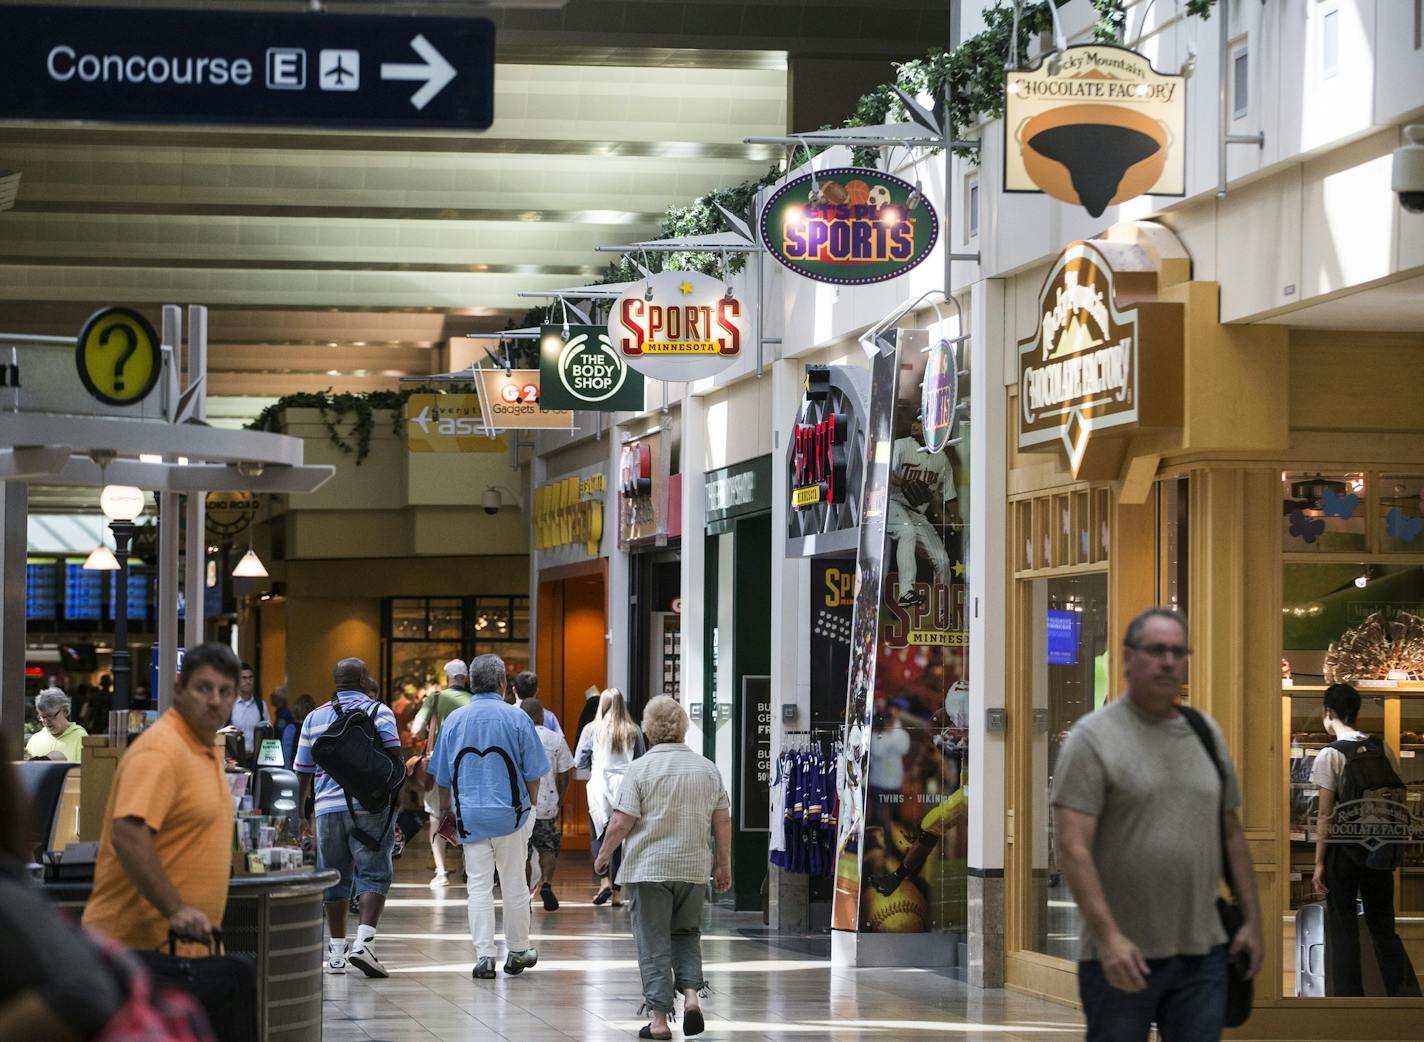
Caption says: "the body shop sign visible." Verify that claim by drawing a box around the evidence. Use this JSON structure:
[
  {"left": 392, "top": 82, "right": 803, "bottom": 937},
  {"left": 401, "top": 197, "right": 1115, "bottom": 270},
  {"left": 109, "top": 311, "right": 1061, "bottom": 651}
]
[
  {"left": 539, "top": 324, "right": 644, "bottom": 412},
  {"left": 609, "top": 271, "right": 744, "bottom": 381},
  {"left": 762, "top": 168, "right": 939, "bottom": 285},
  {"left": 1017, "top": 240, "right": 1182, "bottom": 477},
  {"left": 1005, "top": 45, "right": 1185, "bottom": 217}
]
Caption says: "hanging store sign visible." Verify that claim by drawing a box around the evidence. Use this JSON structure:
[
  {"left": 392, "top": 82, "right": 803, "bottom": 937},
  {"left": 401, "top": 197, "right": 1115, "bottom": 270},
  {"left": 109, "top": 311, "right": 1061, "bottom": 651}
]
[
  {"left": 1017, "top": 239, "right": 1181, "bottom": 477},
  {"left": 476, "top": 369, "right": 573, "bottom": 431},
  {"left": 0, "top": 5, "right": 495, "bottom": 131},
  {"left": 405, "top": 393, "right": 508, "bottom": 452},
  {"left": 533, "top": 471, "right": 605, "bottom": 558},
  {"left": 761, "top": 168, "right": 939, "bottom": 286},
  {"left": 787, "top": 364, "right": 870, "bottom": 558},
  {"left": 608, "top": 271, "right": 745, "bottom": 382},
  {"left": 204, "top": 491, "right": 258, "bottom": 538},
  {"left": 1005, "top": 45, "right": 1186, "bottom": 217},
  {"left": 920, "top": 338, "right": 960, "bottom": 454},
  {"left": 538, "top": 324, "right": 643, "bottom": 412},
  {"left": 76, "top": 306, "right": 161, "bottom": 407}
]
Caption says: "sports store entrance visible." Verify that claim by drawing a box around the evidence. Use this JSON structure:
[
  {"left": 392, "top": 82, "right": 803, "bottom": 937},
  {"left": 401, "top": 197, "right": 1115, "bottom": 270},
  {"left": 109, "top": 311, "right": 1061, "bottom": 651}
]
[{"left": 1002, "top": 223, "right": 1424, "bottom": 1036}]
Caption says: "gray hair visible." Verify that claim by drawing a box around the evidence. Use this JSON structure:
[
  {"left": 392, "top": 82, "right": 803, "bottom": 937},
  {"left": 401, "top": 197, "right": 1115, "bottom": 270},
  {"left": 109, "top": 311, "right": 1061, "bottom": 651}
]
[
  {"left": 1123, "top": 606, "right": 1189, "bottom": 650},
  {"left": 36, "top": 688, "right": 70, "bottom": 718},
  {"left": 641, "top": 696, "right": 688, "bottom": 746},
  {"left": 469, "top": 654, "right": 506, "bottom": 695}
]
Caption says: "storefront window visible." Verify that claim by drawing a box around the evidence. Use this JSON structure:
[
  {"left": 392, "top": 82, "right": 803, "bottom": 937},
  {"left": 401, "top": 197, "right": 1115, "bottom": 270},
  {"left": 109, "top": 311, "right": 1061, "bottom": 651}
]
[
  {"left": 1281, "top": 471, "right": 1367, "bottom": 553},
  {"left": 1027, "top": 572, "right": 1110, "bottom": 960},
  {"left": 1379, "top": 475, "right": 1424, "bottom": 554},
  {"left": 383, "top": 595, "right": 529, "bottom": 695}
]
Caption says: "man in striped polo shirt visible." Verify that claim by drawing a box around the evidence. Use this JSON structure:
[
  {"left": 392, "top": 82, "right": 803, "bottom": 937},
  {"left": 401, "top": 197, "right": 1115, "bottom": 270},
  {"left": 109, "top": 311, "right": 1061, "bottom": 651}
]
[
  {"left": 295, "top": 657, "right": 402, "bottom": 979},
  {"left": 595, "top": 696, "right": 730, "bottom": 1040}
]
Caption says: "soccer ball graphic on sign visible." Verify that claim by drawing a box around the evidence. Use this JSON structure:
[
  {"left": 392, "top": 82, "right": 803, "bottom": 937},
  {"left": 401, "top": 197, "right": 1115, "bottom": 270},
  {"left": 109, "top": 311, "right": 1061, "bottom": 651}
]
[{"left": 867, "top": 184, "right": 893, "bottom": 208}]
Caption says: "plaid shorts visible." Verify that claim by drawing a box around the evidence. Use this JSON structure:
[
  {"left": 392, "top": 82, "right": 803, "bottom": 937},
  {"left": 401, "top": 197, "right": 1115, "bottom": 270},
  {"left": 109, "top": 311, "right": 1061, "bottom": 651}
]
[{"left": 528, "top": 817, "right": 561, "bottom": 854}]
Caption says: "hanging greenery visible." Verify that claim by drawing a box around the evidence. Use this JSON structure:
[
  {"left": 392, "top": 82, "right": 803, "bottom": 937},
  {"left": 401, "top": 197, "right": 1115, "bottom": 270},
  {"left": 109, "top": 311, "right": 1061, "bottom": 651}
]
[{"left": 247, "top": 384, "right": 475, "bottom": 463}]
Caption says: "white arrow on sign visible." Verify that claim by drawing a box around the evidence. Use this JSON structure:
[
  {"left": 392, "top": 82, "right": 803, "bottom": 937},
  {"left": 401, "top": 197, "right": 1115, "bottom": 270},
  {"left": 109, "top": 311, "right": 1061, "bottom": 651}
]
[{"left": 380, "top": 34, "right": 456, "bottom": 111}]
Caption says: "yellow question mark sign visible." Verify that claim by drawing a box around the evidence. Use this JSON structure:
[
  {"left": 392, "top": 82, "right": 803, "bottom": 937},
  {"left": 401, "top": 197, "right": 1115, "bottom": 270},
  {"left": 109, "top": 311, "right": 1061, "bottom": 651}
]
[{"left": 76, "top": 307, "right": 161, "bottom": 407}]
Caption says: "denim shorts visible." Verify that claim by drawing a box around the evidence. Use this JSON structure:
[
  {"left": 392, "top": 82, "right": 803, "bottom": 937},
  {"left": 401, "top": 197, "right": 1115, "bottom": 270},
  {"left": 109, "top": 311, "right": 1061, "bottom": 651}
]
[{"left": 316, "top": 808, "right": 395, "bottom": 903}]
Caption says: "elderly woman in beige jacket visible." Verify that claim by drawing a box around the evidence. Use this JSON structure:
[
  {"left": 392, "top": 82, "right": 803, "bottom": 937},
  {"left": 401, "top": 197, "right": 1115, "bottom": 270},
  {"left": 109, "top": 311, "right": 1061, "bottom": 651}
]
[{"left": 595, "top": 696, "right": 731, "bottom": 1040}]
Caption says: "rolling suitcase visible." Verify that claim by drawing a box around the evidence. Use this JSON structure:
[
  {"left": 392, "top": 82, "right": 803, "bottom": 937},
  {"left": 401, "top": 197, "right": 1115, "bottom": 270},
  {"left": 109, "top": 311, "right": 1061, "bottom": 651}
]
[{"left": 1294, "top": 900, "right": 1387, "bottom": 996}]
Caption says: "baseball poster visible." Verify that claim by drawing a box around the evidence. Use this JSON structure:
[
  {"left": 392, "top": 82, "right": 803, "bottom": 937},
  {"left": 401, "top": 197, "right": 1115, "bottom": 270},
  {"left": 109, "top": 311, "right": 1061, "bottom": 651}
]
[{"left": 832, "top": 326, "right": 971, "bottom": 940}]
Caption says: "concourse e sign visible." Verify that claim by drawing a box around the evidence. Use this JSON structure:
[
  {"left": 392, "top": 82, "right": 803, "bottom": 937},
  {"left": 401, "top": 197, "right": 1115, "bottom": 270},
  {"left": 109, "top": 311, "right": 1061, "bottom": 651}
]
[
  {"left": 0, "top": 5, "right": 494, "bottom": 130},
  {"left": 762, "top": 169, "right": 939, "bottom": 285},
  {"left": 1005, "top": 45, "right": 1185, "bottom": 217}
]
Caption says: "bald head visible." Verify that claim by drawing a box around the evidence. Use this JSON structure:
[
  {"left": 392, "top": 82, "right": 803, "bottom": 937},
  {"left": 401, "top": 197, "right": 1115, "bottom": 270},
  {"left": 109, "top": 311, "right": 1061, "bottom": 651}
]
[{"left": 334, "top": 657, "right": 370, "bottom": 693}]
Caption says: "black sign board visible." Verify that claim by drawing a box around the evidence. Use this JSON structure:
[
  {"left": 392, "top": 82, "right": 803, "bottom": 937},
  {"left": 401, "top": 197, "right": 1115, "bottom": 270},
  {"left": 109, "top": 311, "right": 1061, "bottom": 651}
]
[
  {"left": 739, "top": 675, "right": 772, "bottom": 832},
  {"left": 704, "top": 454, "right": 772, "bottom": 535},
  {"left": 0, "top": 6, "right": 494, "bottom": 131}
]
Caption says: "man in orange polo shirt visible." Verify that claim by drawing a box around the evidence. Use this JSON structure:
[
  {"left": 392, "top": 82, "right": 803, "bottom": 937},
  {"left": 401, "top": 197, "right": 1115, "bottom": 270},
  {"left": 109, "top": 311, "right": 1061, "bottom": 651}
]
[{"left": 84, "top": 643, "right": 241, "bottom": 952}]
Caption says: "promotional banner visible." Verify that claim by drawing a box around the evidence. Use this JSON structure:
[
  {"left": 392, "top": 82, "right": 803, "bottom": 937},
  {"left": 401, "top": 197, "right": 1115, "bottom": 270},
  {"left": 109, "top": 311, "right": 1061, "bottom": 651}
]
[
  {"left": 786, "top": 364, "right": 870, "bottom": 559},
  {"left": 405, "top": 393, "right": 508, "bottom": 452},
  {"left": 810, "top": 557, "right": 855, "bottom": 726},
  {"left": 608, "top": 271, "right": 745, "bottom": 381},
  {"left": 833, "top": 328, "right": 970, "bottom": 941},
  {"left": 476, "top": 369, "right": 574, "bottom": 431},
  {"left": 1005, "top": 44, "right": 1186, "bottom": 217},
  {"left": 538, "top": 324, "right": 644, "bottom": 412},
  {"left": 761, "top": 168, "right": 939, "bottom": 285}
]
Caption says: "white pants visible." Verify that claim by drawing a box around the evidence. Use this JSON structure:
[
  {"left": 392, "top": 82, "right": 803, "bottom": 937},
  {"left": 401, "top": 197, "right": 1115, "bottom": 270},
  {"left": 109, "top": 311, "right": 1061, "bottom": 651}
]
[
  {"left": 462, "top": 822, "right": 533, "bottom": 959},
  {"left": 887, "top": 498, "right": 949, "bottom": 587}
]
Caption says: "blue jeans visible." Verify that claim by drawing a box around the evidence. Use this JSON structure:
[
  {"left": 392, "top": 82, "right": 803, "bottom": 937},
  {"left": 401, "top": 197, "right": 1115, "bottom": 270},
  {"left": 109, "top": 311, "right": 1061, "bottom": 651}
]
[
  {"left": 1079, "top": 945, "right": 1227, "bottom": 1042},
  {"left": 316, "top": 808, "right": 395, "bottom": 904}
]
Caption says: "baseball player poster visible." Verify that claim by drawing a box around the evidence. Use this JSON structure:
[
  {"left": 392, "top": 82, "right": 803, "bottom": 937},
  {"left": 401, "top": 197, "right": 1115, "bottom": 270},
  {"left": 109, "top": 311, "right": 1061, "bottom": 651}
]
[{"left": 832, "top": 326, "right": 971, "bottom": 942}]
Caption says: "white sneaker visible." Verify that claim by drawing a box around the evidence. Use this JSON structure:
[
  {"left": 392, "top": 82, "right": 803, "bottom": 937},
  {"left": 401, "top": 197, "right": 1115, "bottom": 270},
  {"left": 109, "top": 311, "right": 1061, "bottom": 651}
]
[
  {"left": 325, "top": 942, "right": 349, "bottom": 974},
  {"left": 349, "top": 942, "right": 389, "bottom": 979},
  {"left": 430, "top": 871, "right": 449, "bottom": 888}
]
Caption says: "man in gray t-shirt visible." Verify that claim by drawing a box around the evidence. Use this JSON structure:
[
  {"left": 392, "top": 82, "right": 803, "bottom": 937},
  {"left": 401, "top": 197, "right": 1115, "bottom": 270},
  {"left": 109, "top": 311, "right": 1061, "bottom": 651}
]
[{"left": 1051, "top": 607, "right": 1263, "bottom": 1042}]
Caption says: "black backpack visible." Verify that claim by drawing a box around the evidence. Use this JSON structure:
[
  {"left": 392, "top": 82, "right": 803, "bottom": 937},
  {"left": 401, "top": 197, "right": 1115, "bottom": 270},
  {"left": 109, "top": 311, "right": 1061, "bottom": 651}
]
[
  {"left": 310, "top": 696, "right": 404, "bottom": 850},
  {"left": 1328, "top": 735, "right": 1407, "bottom": 870}
]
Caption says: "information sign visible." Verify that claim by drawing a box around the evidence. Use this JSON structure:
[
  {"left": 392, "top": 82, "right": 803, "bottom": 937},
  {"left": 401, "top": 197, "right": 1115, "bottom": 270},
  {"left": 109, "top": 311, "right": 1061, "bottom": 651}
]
[
  {"left": 76, "top": 307, "right": 161, "bottom": 407},
  {"left": 0, "top": 5, "right": 494, "bottom": 131}
]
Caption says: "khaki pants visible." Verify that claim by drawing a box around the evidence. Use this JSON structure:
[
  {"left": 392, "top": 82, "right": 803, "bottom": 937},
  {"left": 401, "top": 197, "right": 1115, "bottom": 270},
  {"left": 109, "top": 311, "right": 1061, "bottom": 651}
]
[{"left": 627, "top": 880, "right": 707, "bottom": 1014}]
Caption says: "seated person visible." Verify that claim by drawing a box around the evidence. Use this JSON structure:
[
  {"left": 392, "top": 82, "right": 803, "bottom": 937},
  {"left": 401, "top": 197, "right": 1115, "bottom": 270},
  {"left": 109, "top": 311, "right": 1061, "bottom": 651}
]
[
  {"left": 0, "top": 749, "right": 122, "bottom": 1040},
  {"left": 26, "top": 689, "right": 88, "bottom": 762}
]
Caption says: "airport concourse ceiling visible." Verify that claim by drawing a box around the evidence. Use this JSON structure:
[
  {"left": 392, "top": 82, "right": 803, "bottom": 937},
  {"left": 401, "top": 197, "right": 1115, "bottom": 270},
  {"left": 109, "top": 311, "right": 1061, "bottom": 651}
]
[{"left": 0, "top": 0, "right": 950, "bottom": 426}]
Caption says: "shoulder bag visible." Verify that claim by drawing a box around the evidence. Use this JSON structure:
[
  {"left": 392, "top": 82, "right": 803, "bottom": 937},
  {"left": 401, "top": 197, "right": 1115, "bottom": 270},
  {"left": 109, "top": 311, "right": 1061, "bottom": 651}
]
[
  {"left": 405, "top": 690, "right": 443, "bottom": 792},
  {"left": 1179, "top": 705, "right": 1253, "bottom": 1028}
]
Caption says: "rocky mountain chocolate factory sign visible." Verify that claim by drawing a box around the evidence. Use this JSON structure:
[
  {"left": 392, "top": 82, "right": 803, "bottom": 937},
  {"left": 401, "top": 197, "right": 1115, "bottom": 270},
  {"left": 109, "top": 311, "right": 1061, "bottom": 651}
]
[
  {"left": 761, "top": 168, "right": 939, "bottom": 285},
  {"left": 1017, "top": 239, "right": 1181, "bottom": 477},
  {"left": 1005, "top": 45, "right": 1185, "bottom": 217},
  {"left": 608, "top": 271, "right": 745, "bottom": 382}
]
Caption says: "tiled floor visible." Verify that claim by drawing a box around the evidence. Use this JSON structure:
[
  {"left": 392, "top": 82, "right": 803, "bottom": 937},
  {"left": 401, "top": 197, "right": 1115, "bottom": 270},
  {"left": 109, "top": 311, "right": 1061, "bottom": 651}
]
[{"left": 322, "top": 857, "right": 1084, "bottom": 1042}]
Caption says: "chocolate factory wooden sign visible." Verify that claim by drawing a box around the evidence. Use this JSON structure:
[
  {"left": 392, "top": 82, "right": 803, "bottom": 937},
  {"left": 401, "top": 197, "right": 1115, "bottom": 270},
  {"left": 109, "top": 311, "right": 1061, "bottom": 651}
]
[
  {"left": 1017, "top": 239, "right": 1182, "bottom": 478},
  {"left": 1005, "top": 45, "right": 1185, "bottom": 217}
]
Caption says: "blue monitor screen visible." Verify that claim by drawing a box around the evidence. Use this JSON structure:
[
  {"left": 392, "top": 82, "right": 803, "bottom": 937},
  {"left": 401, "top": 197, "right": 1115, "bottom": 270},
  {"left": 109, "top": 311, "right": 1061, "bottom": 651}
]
[
  {"left": 1047, "top": 608, "right": 1080, "bottom": 666},
  {"left": 26, "top": 560, "right": 57, "bottom": 620},
  {"left": 64, "top": 563, "right": 104, "bottom": 621}
]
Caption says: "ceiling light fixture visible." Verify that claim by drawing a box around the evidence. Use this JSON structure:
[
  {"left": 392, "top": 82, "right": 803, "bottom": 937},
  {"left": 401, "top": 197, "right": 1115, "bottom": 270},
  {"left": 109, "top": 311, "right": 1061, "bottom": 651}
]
[
  {"left": 232, "top": 548, "right": 269, "bottom": 578},
  {"left": 83, "top": 544, "right": 120, "bottom": 571}
]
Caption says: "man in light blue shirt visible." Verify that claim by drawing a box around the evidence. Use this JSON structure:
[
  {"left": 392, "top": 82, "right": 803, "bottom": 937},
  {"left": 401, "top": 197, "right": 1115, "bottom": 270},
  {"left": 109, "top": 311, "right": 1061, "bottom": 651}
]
[{"left": 433, "top": 654, "right": 549, "bottom": 980}]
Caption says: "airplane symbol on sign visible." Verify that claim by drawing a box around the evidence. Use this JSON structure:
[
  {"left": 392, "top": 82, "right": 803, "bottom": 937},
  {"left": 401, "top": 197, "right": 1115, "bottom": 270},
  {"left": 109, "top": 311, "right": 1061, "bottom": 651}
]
[{"left": 319, "top": 50, "right": 359, "bottom": 91}]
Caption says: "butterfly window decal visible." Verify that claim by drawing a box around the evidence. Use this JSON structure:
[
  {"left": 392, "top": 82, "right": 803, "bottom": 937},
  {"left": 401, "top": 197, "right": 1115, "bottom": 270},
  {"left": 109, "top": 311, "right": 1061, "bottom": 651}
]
[
  {"left": 1288, "top": 509, "right": 1326, "bottom": 544},
  {"left": 1321, "top": 487, "right": 1358, "bottom": 520},
  {"left": 1386, "top": 508, "right": 1424, "bottom": 544}
]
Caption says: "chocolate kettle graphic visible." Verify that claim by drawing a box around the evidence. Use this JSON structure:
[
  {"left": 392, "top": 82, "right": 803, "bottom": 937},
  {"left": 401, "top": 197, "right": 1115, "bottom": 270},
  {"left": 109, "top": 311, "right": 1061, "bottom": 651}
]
[{"left": 1014, "top": 103, "right": 1172, "bottom": 217}]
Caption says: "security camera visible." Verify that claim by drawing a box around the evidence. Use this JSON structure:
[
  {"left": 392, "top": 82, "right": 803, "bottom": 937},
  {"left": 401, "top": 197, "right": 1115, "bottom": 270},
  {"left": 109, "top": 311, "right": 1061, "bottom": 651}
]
[
  {"left": 1393, "top": 125, "right": 1424, "bottom": 214},
  {"left": 481, "top": 488, "right": 500, "bottom": 515}
]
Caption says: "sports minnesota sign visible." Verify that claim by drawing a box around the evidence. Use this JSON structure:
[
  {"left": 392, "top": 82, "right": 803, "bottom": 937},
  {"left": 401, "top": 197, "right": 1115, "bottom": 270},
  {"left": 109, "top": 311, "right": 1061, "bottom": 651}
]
[{"left": 539, "top": 325, "right": 643, "bottom": 412}]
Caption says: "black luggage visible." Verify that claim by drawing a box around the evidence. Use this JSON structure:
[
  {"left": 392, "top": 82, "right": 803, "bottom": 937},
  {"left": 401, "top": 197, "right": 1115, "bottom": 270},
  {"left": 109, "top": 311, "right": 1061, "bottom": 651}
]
[{"left": 135, "top": 930, "right": 257, "bottom": 1042}]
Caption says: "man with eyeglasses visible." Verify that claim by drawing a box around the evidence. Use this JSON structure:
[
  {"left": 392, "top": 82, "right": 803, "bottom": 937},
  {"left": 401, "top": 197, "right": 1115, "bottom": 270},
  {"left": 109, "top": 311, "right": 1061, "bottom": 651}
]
[{"left": 1051, "top": 607, "right": 1263, "bottom": 1042}]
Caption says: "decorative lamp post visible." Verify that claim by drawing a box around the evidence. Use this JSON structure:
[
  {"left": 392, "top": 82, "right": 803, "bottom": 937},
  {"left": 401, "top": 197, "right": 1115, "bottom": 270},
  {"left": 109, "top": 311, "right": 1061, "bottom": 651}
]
[{"left": 99, "top": 485, "right": 145, "bottom": 713}]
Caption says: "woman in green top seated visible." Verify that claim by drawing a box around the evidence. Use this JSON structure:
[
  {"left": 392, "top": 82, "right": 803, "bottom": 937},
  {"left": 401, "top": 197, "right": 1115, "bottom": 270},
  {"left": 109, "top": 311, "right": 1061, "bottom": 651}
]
[{"left": 25, "top": 689, "right": 87, "bottom": 762}]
